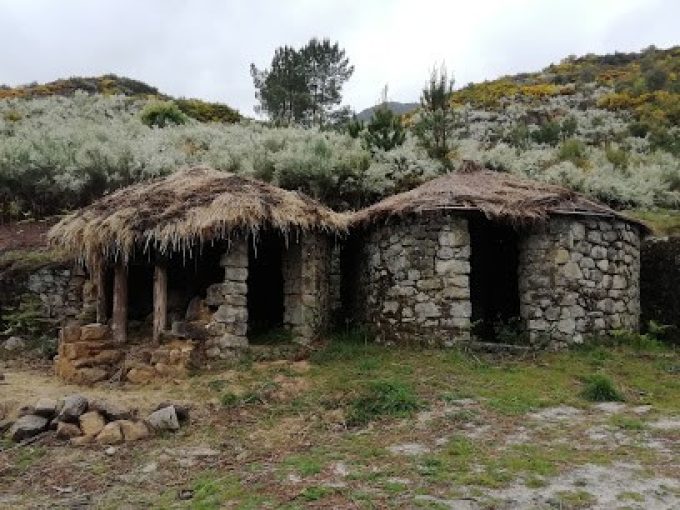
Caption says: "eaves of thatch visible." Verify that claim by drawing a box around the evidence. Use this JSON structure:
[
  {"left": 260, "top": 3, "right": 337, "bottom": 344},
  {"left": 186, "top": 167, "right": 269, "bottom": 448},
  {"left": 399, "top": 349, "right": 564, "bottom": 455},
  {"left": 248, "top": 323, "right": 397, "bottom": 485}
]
[
  {"left": 352, "top": 160, "right": 650, "bottom": 233},
  {"left": 48, "top": 166, "right": 348, "bottom": 265}
]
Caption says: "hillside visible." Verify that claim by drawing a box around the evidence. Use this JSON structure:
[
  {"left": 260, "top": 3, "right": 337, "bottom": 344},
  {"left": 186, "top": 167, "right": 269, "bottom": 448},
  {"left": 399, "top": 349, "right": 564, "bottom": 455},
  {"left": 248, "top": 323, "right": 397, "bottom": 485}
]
[
  {"left": 356, "top": 101, "right": 419, "bottom": 122},
  {"left": 0, "top": 74, "right": 241, "bottom": 124},
  {"left": 1, "top": 46, "right": 679, "bottom": 229}
]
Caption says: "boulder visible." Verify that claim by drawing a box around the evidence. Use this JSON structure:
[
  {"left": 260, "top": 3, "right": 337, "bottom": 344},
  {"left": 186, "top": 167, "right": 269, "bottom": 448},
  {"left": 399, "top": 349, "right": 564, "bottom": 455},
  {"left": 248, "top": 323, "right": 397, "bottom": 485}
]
[
  {"left": 73, "top": 367, "right": 109, "bottom": 385},
  {"left": 96, "top": 422, "right": 123, "bottom": 445},
  {"left": 3, "top": 336, "right": 25, "bottom": 351},
  {"left": 153, "top": 402, "right": 190, "bottom": 424},
  {"left": 117, "top": 420, "right": 150, "bottom": 441},
  {"left": 8, "top": 415, "right": 48, "bottom": 442},
  {"left": 58, "top": 394, "right": 88, "bottom": 422},
  {"left": 147, "top": 406, "right": 180, "bottom": 431},
  {"left": 56, "top": 422, "right": 82, "bottom": 439},
  {"left": 88, "top": 399, "right": 132, "bottom": 421},
  {"left": 34, "top": 398, "right": 58, "bottom": 418},
  {"left": 126, "top": 366, "right": 157, "bottom": 385},
  {"left": 80, "top": 323, "right": 110, "bottom": 341},
  {"left": 79, "top": 411, "right": 106, "bottom": 437}
]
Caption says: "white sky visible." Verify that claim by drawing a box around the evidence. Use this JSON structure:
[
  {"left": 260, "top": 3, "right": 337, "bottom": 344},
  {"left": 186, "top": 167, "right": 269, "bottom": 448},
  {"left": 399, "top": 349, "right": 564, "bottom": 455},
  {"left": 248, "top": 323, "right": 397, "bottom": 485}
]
[{"left": 1, "top": 0, "right": 678, "bottom": 116}]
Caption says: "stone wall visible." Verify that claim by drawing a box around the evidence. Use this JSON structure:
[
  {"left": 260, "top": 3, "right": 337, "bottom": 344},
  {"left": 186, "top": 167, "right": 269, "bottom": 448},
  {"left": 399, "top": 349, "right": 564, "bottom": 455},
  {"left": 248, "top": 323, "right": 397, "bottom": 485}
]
[
  {"left": 519, "top": 218, "right": 641, "bottom": 346},
  {"left": 358, "top": 214, "right": 471, "bottom": 346},
  {"left": 283, "top": 232, "right": 333, "bottom": 342},
  {"left": 204, "top": 239, "right": 249, "bottom": 359},
  {"left": 0, "top": 262, "right": 91, "bottom": 337}
]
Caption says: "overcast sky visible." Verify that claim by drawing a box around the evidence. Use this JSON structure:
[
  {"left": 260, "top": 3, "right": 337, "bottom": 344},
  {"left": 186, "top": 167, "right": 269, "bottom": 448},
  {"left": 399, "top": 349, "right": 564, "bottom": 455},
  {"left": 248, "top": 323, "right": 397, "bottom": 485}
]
[{"left": 1, "top": 0, "right": 679, "bottom": 117}]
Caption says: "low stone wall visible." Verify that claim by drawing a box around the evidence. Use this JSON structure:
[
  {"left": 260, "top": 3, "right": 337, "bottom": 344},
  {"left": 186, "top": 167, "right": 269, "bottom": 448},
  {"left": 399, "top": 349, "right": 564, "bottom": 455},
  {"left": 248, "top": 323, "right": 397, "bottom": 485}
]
[
  {"left": 55, "top": 323, "right": 124, "bottom": 384},
  {"left": 0, "top": 262, "right": 91, "bottom": 335},
  {"left": 358, "top": 214, "right": 471, "bottom": 346},
  {"left": 519, "top": 218, "right": 641, "bottom": 346},
  {"left": 641, "top": 236, "right": 680, "bottom": 329}
]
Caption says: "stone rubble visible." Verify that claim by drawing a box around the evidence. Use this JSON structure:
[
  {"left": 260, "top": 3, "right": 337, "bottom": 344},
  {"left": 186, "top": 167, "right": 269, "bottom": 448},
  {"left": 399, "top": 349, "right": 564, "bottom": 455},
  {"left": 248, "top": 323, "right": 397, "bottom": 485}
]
[{"left": 3, "top": 395, "right": 189, "bottom": 444}]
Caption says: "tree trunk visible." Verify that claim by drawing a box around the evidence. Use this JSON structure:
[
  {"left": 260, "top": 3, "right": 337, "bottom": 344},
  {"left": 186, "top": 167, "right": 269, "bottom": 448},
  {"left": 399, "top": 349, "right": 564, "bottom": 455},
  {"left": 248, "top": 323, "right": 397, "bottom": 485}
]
[
  {"left": 152, "top": 263, "right": 168, "bottom": 346},
  {"left": 112, "top": 262, "right": 128, "bottom": 344}
]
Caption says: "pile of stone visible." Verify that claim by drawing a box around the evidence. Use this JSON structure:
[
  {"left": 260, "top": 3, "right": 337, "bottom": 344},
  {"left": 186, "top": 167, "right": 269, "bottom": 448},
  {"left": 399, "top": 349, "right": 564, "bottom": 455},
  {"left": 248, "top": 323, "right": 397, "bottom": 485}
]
[
  {"left": 126, "top": 340, "right": 200, "bottom": 384},
  {"left": 4, "top": 394, "right": 189, "bottom": 445},
  {"left": 54, "top": 323, "right": 124, "bottom": 385}
]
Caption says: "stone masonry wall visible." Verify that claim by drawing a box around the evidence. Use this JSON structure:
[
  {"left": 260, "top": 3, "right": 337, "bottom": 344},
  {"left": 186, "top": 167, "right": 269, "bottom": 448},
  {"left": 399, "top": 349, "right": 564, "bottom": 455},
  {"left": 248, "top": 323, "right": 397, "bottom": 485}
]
[
  {"left": 519, "top": 218, "right": 641, "bottom": 347},
  {"left": 360, "top": 214, "right": 471, "bottom": 346},
  {"left": 283, "top": 232, "right": 333, "bottom": 342},
  {"left": 204, "top": 240, "right": 249, "bottom": 359}
]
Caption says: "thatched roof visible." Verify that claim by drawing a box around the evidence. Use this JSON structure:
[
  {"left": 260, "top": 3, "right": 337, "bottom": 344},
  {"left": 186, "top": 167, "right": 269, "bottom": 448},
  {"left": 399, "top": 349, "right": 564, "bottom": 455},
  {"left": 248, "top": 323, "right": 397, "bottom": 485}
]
[
  {"left": 353, "top": 160, "right": 649, "bottom": 231},
  {"left": 49, "top": 166, "right": 347, "bottom": 264}
]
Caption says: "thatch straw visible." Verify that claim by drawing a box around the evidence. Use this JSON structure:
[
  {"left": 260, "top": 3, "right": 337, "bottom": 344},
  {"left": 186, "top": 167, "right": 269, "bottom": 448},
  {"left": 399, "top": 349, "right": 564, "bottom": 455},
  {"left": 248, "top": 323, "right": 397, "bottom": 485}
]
[
  {"left": 353, "top": 160, "right": 649, "bottom": 231},
  {"left": 49, "top": 166, "right": 348, "bottom": 264}
]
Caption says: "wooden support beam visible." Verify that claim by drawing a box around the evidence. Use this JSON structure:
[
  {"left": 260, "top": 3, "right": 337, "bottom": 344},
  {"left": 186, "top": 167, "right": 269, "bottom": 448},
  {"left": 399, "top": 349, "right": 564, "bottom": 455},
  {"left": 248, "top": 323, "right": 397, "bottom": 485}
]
[
  {"left": 112, "top": 261, "right": 128, "bottom": 344},
  {"left": 153, "top": 263, "right": 168, "bottom": 346},
  {"left": 94, "top": 260, "right": 107, "bottom": 324}
]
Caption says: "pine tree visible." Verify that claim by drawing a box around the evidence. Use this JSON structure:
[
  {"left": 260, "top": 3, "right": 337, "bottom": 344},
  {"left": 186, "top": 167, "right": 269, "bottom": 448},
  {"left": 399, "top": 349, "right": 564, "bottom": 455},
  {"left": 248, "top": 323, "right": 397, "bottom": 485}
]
[
  {"left": 413, "top": 65, "right": 457, "bottom": 165},
  {"left": 251, "top": 39, "right": 354, "bottom": 126},
  {"left": 363, "top": 86, "right": 406, "bottom": 151}
]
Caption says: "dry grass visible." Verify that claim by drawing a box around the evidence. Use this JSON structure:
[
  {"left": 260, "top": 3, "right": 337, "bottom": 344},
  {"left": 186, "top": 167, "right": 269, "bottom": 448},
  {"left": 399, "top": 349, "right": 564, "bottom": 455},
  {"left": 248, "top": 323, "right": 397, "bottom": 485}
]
[
  {"left": 353, "top": 160, "right": 649, "bottom": 231},
  {"left": 48, "top": 166, "right": 348, "bottom": 264}
]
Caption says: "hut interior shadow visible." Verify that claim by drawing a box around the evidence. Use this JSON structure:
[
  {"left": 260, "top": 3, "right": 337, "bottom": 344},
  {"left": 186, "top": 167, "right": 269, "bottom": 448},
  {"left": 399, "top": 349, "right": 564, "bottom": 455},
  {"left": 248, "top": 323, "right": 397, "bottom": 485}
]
[
  {"left": 469, "top": 216, "right": 521, "bottom": 342},
  {"left": 247, "top": 231, "right": 285, "bottom": 340}
]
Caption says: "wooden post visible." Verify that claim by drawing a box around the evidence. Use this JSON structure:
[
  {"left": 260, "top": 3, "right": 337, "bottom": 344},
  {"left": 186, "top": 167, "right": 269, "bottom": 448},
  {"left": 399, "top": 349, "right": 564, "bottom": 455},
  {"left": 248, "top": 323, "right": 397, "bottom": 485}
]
[
  {"left": 94, "top": 259, "right": 107, "bottom": 324},
  {"left": 112, "top": 261, "right": 128, "bottom": 344},
  {"left": 153, "top": 263, "right": 168, "bottom": 346}
]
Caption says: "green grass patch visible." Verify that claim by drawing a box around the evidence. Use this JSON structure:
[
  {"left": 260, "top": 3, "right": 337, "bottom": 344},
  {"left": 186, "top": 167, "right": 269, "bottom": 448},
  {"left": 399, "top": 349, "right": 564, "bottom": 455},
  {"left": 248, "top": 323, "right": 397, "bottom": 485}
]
[
  {"left": 610, "top": 415, "right": 646, "bottom": 430},
  {"left": 553, "top": 489, "right": 597, "bottom": 509},
  {"left": 347, "top": 379, "right": 421, "bottom": 426},
  {"left": 580, "top": 374, "right": 624, "bottom": 402},
  {"left": 624, "top": 208, "right": 680, "bottom": 235}
]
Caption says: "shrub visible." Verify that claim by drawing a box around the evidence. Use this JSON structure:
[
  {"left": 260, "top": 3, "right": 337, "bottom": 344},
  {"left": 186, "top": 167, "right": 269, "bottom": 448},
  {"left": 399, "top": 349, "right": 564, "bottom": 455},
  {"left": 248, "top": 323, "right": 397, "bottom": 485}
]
[
  {"left": 140, "top": 100, "right": 188, "bottom": 128},
  {"left": 605, "top": 146, "right": 629, "bottom": 170},
  {"left": 531, "top": 121, "right": 561, "bottom": 146},
  {"left": 558, "top": 138, "right": 588, "bottom": 167},
  {"left": 347, "top": 380, "right": 420, "bottom": 426},
  {"left": 579, "top": 374, "right": 624, "bottom": 402}
]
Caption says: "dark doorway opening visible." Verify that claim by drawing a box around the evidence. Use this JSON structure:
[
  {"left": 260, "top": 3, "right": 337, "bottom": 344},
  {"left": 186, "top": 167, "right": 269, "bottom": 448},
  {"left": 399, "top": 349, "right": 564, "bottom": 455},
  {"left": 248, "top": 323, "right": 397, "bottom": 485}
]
[
  {"left": 166, "top": 243, "right": 226, "bottom": 321},
  {"left": 127, "top": 263, "right": 154, "bottom": 321},
  {"left": 247, "top": 231, "right": 285, "bottom": 339},
  {"left": 469, "top": 217, "right": 521, "bottom": 342}
]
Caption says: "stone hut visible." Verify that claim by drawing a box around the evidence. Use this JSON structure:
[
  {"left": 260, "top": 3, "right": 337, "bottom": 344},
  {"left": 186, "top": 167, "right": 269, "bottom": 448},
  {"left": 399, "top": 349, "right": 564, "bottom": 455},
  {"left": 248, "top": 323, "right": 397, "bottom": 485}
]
[
  {"left": 348, "top": 161, "right": 648, "bottom": 348},
  {"left": 48, "top": 166, "right": 346, "bottom": 381}
]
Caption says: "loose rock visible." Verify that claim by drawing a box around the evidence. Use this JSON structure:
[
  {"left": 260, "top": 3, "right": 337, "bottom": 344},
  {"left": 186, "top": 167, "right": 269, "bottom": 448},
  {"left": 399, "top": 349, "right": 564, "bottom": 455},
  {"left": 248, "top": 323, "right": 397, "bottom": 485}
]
[
  {"left": 34, "top": 398, "right": 58, "bottom": 418},
  {"left": 56, "top": 422, "right": 82, "bottom": 439},
  {"left": 58, "top": 394, "right": 88, "bottom": 422},
  {"left": 118, "top": 419, "right": 150, "bottom": 441},
  {"left": 79, "top": 411, "right": 106, "bottom": 437},
  {"left": 147, "top": 406, "right": 180, "bottom": 431},
  {"left": 96, "top": 422, "right": 123, "bottom": 445},
  {"left": 88, "top": 398, "right": 132, "bottom": 421},
  {"left": 3, "top": 336, "right": 26, "bottom": 351},
  {"left": 9, "top": 415, "right": 48, "bottom": 442}
]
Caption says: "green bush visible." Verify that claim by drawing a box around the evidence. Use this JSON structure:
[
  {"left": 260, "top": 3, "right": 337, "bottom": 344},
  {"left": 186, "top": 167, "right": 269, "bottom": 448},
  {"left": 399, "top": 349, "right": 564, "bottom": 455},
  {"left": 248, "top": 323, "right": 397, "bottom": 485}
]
[
  {"left": 140, "top": 100, "right": 188, "bottom": 128},
  {"left": 579, "top": 374, "right": 624, "bottom": 402},
  {"left": 531, "top": 121, "right": 561, "bottom": 146},
  {"left": 558, "top": 138, "right": 588, "bottom": 167},
  {"left": 347, "top": 380, "right": 420, "bottom": 426}
]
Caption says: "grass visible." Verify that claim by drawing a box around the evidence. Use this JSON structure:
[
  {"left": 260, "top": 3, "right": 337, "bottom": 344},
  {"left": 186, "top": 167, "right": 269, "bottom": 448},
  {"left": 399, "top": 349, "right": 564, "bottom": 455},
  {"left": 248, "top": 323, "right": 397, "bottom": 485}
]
[
  {"left": 625, "top": 208, "right": 680, "bottom": 235},
  {"left": 5, "top": 335, "right": 679, "bottom": 508},
  {"left": 346, "top": 379, "right": 421, "bottom": 426},
  {"left": 553, "top": 489, "right": 597, "bottom": 509},
  {"left": 580, "top": 374, "right": 624, "bottom": 402}
]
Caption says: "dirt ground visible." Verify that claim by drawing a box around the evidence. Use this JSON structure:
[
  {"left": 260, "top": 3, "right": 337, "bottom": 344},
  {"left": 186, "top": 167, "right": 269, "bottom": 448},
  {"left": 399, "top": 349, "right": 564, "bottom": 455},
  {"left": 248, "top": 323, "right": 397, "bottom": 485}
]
[{"left": 1, "top": 343, "right": 679, "bottom": 509}]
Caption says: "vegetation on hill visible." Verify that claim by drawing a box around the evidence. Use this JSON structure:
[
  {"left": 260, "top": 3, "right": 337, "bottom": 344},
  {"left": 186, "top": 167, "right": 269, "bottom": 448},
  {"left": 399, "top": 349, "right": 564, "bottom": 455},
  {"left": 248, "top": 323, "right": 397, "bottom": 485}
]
[
  {"left": 0, "top": 74, "right": 241, "bottom": 125},
  {"left": 1, "top": 46, "right": 680, "bottom": 223}
]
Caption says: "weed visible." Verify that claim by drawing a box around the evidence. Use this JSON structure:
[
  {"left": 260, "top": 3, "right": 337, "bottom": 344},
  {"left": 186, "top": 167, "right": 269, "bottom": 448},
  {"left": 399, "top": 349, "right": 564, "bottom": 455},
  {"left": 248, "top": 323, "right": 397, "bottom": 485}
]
[
  {"left": 553, "top": 489, "right": 597, "bottom": 509},
  {"left": 611, "top": 415, "right": 645, "bottom": 430},
  {"left": 298, "top": 486, "right": 330, "bottom": 501},
  {"left": 580, "top": 374, "right": 624, "bottom": 402},
  {"left": 283, "top": 454, "right": 324, "bottom": 476},
  {"left": 347, "top": 380, "right": 420, "bottom": 426}
]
